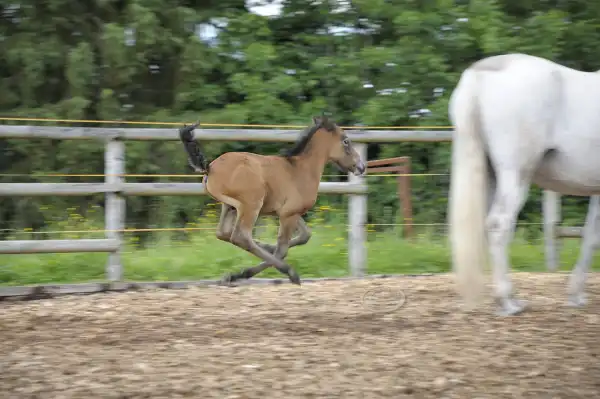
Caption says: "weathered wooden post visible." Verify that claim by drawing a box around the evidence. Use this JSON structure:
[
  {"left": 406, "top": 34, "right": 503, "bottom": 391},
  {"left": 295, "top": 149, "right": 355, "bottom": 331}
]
[
  {"left": 348, "top": 142, "right": 367, "bottom": 277},
  {"left": 543, "top": 190, "right": 561, "bottom": 271},
  {"left": 105, "top": 138, "right": 126, "bottom": 281}
]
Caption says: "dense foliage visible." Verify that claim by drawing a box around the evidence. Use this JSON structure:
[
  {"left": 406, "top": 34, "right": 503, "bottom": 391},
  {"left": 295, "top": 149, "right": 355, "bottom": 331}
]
[{"left": 1, "top": 0, "right": 598, "bottom": 242}]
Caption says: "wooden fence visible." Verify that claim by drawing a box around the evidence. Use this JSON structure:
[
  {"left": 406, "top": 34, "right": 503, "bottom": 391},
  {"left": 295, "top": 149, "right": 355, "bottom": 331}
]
[{"left": 0, "top": 125, "right": 453, "bottom": 288}]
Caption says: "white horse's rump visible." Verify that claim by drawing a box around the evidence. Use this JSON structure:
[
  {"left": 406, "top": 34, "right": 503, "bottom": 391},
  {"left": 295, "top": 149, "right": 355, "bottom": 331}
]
[{"left": 449, "top": 53, "right": 600, "bottom": 315}]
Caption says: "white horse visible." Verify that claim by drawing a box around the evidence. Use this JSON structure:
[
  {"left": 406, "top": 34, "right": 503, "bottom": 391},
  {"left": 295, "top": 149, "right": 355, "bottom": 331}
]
[{"left": 449, "top": 53, "right": 600, "bottom": 316}]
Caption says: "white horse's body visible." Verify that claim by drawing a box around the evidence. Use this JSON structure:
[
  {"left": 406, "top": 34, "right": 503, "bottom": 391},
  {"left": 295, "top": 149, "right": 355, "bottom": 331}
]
[{"left": 449, "top": 53, "right": 600, "bottom": 315}]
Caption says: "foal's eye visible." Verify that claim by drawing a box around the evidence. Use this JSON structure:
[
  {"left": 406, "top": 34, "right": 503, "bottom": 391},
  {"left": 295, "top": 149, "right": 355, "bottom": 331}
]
[{"left": 342, "top": 138, "right": 350, "bottom": 145}]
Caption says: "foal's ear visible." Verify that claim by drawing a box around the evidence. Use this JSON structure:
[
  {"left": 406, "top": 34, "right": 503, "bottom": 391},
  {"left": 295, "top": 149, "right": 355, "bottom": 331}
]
[{"left": 312, "top": 112, "right": 331, "bottom": 126}]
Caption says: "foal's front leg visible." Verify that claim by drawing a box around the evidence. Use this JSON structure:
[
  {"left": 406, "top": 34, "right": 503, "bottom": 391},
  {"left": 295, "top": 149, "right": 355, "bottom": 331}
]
[{"left": 256, "top": 217, "right": 312, "bottom": 255}]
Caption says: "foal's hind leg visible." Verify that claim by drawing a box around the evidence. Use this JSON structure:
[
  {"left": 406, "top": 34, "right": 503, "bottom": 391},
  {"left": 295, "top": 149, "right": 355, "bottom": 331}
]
[
  {"left": 568, "top": 195, "right": 600, "bottom": 307},
  {"left": 215, "top": 203, "right": 288, "bottom": 252},
  {"left": 227, "top": 215, "right": 306, "bottom": 282},
  {"left": 487, "top": 170, "right": 531, "bottom": 316},
  {"left": 255, "top": 218, "right": 312, "bottom": 254},
  {"left": 224, "top": 206, "right": 301, "bottom": 285},
  {"left": 216, "top": 203, "right": 236, "bottom": 242}
]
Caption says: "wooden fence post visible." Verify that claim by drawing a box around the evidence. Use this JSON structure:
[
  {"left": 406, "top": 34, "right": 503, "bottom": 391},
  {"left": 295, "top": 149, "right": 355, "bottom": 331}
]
[
  {"left": 105, "top": 138, "right": 126, "bottom": 281},
  {"left": 399, "top": 160, "right": 413, "bottom": 238},
  {"left": 364, "top": 156, "right": 413, "bottom": 238},
  {"left": 348, "top": 143, "right": 367, "bottom": 277},
  {"left": 543, "top": 190, "right": 561, "bottom": 271}
]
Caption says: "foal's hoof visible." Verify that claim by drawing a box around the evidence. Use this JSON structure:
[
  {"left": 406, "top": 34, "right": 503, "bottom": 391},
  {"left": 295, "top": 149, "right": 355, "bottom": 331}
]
[
  {"left": 288, "top": 270, "right": 301, "bottom": 285},
  {"left": 495, "top": 298, "right": 528, "bottom": 317},
  {"left": 219, "top": 273, "right": 236, "bottom": 286}
]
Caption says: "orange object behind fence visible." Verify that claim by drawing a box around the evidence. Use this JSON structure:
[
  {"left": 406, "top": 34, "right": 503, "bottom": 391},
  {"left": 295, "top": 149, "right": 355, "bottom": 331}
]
[{"left": 366, "top": 157, "right": 413, "bottom": 238}]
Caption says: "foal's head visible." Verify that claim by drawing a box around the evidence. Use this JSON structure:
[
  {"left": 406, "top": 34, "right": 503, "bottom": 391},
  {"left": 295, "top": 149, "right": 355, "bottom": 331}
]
[
  {"left": 312, "top": 116, "right": 366, "bottom": 176},
  {"left": 284, "top": 115, "right": 366, "bottom": 175}
]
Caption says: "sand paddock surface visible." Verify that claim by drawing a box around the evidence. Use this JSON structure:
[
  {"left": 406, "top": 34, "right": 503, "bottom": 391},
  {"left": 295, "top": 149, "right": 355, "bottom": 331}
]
[{"left": 1, "top": 272, "right": 600, "bottom": 398}]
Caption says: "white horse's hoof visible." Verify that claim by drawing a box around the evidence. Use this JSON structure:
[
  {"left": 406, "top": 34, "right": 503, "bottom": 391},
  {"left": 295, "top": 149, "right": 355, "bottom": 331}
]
[
  {"left": 568, "top": 293, "right": 587, "bottom": 307},
  {"left": 496, "top": 298, "right": 528, "bottom": 316}
]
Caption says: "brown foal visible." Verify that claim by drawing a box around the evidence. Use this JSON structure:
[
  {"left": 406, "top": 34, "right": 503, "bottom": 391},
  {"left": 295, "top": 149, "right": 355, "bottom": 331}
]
[{"left": 179, "top": 116, "right": 366, "bottom": 285}]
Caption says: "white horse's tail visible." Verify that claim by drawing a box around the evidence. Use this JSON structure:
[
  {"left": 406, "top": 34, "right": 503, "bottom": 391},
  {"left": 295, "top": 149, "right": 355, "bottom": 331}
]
[{"left": 448, "top": 68, "right": 488, "bottom": 308}]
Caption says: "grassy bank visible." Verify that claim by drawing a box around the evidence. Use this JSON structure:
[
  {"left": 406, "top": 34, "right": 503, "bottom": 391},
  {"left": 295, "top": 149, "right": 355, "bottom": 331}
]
[{"left": 1, "top": 223, "right": 598, "bottom": 286}]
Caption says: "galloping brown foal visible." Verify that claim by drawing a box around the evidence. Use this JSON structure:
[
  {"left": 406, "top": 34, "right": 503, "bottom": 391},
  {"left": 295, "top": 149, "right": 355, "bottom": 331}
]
[{"left": 179, "top": 116, "right": 366, "bottom": 285}]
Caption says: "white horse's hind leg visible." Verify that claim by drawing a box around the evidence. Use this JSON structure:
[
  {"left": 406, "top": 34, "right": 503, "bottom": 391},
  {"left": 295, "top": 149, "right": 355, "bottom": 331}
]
[
  {"left": 568, "top": 195, "right": 600, "bottom": 307},
  {"left": 487, "top": 170, "right": 531, "bottom": 316}
]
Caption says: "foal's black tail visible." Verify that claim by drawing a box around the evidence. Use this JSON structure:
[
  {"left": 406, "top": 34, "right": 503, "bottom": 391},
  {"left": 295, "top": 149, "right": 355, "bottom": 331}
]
[{"left": 179, "top": 121, "right": 210, "bottom": 173}]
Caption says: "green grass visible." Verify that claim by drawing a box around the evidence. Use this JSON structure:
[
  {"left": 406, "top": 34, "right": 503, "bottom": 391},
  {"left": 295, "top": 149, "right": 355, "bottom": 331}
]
[{"left": 1, "top": 225, "right": 599, "bottom": 286}]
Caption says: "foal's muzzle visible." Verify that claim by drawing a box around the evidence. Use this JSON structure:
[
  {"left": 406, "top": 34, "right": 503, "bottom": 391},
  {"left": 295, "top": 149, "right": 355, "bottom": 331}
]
[
  {"left": 334, "top": 160, "right": 366, "bottom": 176},
  {"left": 353, "top": 161, "right": 366, "bottom": 176}
]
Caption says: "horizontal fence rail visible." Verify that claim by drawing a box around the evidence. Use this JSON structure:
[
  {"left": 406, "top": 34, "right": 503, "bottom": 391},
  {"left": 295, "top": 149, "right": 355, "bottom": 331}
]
[
  {"left": 0, "top": 182, "right": 368, "bottom": 197},
  {"left": 0, "top": 239, "right": 120, "bottom": 254},
  {"left": 0, "top": 125, "right": 453, "bottom": 142}
]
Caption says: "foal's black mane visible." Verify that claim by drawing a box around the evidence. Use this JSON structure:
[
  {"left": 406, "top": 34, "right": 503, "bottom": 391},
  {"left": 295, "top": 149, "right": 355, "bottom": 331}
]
[{"left": 283, "top": 117, "right": 337, "bottom": 159}]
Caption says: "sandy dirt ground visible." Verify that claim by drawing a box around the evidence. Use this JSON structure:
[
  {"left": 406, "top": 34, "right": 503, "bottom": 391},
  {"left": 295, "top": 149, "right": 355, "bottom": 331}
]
[{"left": 1, "top": 272, "right": 600, "bottom": 399}]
